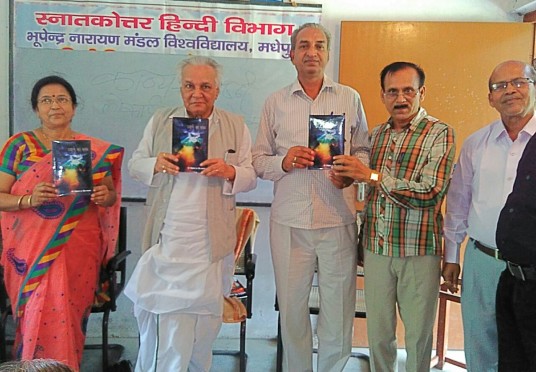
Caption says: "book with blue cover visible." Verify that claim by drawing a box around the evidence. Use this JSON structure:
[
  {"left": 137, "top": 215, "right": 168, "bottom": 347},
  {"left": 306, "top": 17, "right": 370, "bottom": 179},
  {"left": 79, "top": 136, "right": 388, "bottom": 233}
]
[
  {"left": 308, "top": 114, "right": 345, "bottom": 169},
  {"left": 52, "top": 140, "right": 93, "bottom": 196},
  {"left": 172, "top": 117, "right": 209, "bottom": 172}
]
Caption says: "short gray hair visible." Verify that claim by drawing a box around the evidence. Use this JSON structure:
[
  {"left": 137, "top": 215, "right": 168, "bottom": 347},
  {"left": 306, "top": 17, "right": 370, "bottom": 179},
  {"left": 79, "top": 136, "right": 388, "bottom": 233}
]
[
  {"left": 178, "top": 56, "right": 222, "bottom": 87},
  {"left": 0, "top": 359, "right": 74, "bottom": 371},
  {"left": 290, "top": 23, "right": 331, "bottom": 52}
]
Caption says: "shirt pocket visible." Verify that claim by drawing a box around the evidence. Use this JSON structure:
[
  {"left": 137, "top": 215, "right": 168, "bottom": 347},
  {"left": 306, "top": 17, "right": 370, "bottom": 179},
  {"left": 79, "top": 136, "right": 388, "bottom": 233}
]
[{"left": 225, "top": 152, "right": 239, "bottom": 166}]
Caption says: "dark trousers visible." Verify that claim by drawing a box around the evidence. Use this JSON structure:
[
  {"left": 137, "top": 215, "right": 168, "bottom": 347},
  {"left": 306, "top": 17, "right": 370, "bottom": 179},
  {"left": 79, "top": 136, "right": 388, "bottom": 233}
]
[{"left": 496, "top": 269, "right": 536, "bottom": 372}]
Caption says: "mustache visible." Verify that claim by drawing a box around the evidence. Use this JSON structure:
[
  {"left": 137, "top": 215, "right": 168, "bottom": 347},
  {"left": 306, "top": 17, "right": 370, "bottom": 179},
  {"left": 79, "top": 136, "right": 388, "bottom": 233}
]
[
  {"left": 502, "top": 97, "right": 519, "bottom": 102},
  {"left": 394, "top": 104, "right": 410, "bottom": 109}
]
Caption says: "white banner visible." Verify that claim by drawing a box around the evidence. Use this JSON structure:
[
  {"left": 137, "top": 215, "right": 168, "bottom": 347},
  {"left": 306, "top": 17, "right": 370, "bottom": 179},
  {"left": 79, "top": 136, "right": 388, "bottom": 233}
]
[{"left": 15, "top": 0, "right": 322, "bottom": 60}]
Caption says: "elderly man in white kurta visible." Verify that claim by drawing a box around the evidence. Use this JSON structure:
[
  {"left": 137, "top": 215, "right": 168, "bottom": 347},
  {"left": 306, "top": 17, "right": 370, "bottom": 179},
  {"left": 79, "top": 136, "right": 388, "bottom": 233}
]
[{"left": 124, "top": 56, "right": 257, "bottom": 372}]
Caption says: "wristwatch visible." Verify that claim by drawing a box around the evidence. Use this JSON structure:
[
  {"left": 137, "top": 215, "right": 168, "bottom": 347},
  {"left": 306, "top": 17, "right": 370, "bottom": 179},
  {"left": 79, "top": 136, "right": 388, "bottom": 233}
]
[{"left": 369, "top": 171, "right": 380, "bottom": 183}]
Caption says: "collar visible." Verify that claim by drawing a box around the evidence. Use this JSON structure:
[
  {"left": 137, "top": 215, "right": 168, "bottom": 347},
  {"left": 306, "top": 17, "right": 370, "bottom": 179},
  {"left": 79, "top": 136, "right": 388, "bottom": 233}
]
[
  {"left": 182, "top": 107, "right": 219, "bottom": 136},
  {"left": 289, "top": 74, "right": 335, "bottom": 96},
  {"left": 183, "top": 107, "right": 216, "bottom": 121},
  {"left": 492, "top": 110, "right": 536, "bottom": 141}
]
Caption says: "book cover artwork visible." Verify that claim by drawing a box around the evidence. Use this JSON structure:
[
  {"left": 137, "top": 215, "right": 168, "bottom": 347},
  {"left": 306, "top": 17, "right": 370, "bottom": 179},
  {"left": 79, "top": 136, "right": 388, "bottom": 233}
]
[
  {"left": 52, "top": 140, "right": 93, "bottom": 196},
  {"left": 172, "top": 117, "right": 209, "bottom": 172},
  {"left": 308, "top": 114, "right": 345, "bottom": 169}
]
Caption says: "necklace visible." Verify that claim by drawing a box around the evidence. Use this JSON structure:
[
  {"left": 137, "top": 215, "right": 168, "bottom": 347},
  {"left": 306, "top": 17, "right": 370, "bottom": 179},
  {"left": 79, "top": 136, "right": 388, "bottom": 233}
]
[{"left": 38, "top": 127, "right": 75, "bottom": 141}]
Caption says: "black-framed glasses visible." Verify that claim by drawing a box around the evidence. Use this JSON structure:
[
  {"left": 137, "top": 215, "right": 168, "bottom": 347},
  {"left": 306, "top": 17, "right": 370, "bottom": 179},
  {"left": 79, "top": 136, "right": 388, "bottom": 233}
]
[
  {"left": 382, "top": 88, "right": 420, "bottom": 100},
  {"left": 490, "top": 77, "right": 535, "bottom": 92},
  {"left": 38, "top": 96, "right": 71, "bottom": 106}
]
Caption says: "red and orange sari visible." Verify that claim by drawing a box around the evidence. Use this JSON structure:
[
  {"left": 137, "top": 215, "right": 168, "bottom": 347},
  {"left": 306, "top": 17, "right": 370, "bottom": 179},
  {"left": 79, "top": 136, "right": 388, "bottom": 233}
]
[{"left": 0, "top": 131, "right": 123, "bottom": 371}]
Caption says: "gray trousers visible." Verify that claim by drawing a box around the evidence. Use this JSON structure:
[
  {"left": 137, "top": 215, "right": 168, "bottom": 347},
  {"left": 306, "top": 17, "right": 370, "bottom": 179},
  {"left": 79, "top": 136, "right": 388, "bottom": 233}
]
[
  {"left": 271, "top": 221, "right": 357, "bottom": 372},
  {"left": 364, "top": 250, "right": 441, "bottom": 372},
  {"left": 461, "top": 240, "right": 505, "bottom": 372}
]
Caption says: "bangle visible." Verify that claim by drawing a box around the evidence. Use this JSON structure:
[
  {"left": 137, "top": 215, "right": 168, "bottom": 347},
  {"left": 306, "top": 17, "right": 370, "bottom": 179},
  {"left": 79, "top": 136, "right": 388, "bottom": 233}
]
[
  {"left": 27, "top": 195, "right": 33, "bottom": 208},
  {"left": 17, "top": 194, "right": 26, "bottom": 210}
]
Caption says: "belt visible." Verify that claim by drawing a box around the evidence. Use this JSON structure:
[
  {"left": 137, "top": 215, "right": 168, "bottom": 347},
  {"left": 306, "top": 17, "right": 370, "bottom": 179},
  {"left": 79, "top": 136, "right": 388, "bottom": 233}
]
[
  {"left": 506, "top": 261, "right": 536, "bottom": 281},
  {"left": 471, "top": 238, "right": 503, "bottom": 260}
]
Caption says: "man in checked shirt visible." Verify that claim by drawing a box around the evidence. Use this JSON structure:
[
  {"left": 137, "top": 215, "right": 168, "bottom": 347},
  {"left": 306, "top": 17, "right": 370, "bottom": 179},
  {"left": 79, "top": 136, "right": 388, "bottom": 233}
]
[{"left": 334, "top": 61, "right": 456, "bottom": 372}]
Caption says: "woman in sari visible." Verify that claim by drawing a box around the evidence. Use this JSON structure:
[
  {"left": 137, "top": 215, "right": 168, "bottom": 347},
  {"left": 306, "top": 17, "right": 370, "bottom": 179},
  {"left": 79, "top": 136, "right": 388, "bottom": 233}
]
[{"left": 0, "top": 75, "right": 123, "bottom": 371}]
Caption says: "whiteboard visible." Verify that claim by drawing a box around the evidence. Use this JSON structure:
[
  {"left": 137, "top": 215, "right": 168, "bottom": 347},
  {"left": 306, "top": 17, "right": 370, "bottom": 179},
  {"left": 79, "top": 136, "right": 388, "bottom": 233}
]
[{"left": 13, "top": 48, "right": 297, "bottom": 202}]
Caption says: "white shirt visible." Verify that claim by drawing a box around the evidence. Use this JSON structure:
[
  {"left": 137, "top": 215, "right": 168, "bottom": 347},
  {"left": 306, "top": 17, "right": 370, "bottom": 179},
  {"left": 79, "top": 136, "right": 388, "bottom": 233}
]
[
  {"left": 443, "top": 114, "right": 536, "bottom": 263},
  {"left": 252, "top": 76, "right": 370, "bottom": 229}
]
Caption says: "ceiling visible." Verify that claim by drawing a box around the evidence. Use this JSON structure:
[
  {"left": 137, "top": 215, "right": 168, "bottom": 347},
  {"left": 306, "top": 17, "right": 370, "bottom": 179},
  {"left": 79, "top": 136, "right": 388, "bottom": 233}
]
[{"left": 496, "top": 0, "right": 536, "bottom": 14}]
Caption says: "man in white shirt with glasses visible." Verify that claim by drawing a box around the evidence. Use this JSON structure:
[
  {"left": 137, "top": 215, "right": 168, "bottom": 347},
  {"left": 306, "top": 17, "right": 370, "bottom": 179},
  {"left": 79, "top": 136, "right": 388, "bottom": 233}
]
[{"left": 443, "top": 60, "right": 536, "bottom": 371}]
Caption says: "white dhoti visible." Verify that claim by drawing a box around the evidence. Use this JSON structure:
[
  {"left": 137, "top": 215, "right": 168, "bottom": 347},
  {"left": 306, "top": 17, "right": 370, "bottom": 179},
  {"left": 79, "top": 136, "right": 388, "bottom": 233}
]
[{"left": 124, "top": 175, "right": 234, "bottom": 372}]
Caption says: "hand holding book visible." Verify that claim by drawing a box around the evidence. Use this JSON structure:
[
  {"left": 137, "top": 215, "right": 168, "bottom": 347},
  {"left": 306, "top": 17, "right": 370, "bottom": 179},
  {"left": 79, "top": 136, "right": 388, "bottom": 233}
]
[
  {"left": 200, "top": 158, "right": 236, "bottom": 182},
  {"left": 27, "top": 182, "right": 58, "bottom": 208},
  {"left": 282, "top": 146, "right": 314, "bottom": 172},
  {"left": 90, "top": 183, "right": 117, "bottom": 207},
  {"left": 332, "top": 155, "right": 371, "bottom": 183},
  {"left": 155, "top": 152, "right": 179, "bottom": 176}
]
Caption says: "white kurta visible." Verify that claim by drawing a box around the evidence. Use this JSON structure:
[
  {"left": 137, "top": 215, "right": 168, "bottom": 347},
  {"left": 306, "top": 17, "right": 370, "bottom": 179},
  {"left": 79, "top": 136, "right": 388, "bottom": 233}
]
[{"left": 125, "top": 173, "right": 229, "bottom": 316}]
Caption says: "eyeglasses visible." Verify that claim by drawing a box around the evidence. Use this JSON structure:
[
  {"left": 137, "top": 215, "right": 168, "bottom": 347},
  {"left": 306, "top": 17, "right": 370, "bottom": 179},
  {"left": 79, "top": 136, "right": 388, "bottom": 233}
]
[
  {"left": 38, "top": 96, "right": 71, "bottom": 106},
  {"left": 382, "top": 88, "right": 420, "bottom": 100},
  {"left": 490, "top": 77, "right": 535, "bottom": 92}
]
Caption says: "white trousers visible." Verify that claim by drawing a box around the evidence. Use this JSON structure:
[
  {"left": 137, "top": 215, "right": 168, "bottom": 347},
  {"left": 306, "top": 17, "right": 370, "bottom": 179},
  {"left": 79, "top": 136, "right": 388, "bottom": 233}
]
[
  {"left": 271, "top": 221, "right": 357, "bottom": 372},
  {"left": 364, "top": 250, "right": 441, "bottom": 372},
  {"left": 134, "top": 307, "right": 222, "bottom": 372}
]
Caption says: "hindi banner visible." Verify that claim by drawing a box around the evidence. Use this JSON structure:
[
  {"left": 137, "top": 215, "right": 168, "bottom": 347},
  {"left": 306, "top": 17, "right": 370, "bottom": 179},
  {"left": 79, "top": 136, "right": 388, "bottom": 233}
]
[{"left": 15, "top": 0, "right": 322, "bottom": 60}]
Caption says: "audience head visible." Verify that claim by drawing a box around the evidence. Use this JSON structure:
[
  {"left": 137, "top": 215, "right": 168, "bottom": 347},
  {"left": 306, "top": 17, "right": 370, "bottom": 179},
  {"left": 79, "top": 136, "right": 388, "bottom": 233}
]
[{"left": 0, "top": 359, "right": 74, "bottom": 372}]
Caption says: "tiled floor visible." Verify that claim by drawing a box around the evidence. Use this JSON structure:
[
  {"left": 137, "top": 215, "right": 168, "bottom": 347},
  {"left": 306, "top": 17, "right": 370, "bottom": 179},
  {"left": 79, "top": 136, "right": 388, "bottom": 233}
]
[
  {"left": 81, "top": 336, "right": 466, "bottom": 371},
  {"left": 4, "top": 301, "right": 465, "bottom": 371}
]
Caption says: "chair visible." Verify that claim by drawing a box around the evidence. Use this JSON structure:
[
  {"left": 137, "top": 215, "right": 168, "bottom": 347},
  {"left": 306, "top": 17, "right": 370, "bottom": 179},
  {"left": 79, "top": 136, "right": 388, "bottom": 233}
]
[
  {"left": 0, "top": 251, "right": 12, "bottom": 363},
  {"left": 213, "top": 207, "right": 260, "bottom": 372},
  {"left": 0, "top": 275, "right": 6, "bottom": 362},
  {"left": 275, "top": 266, "right": 368, "bottom": 372},
  {"left": 431, "top": 282, "right": 466, "bottom": 370},
  {"left": 85, "top": 206, "right": 131, "bottom": 371}
]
